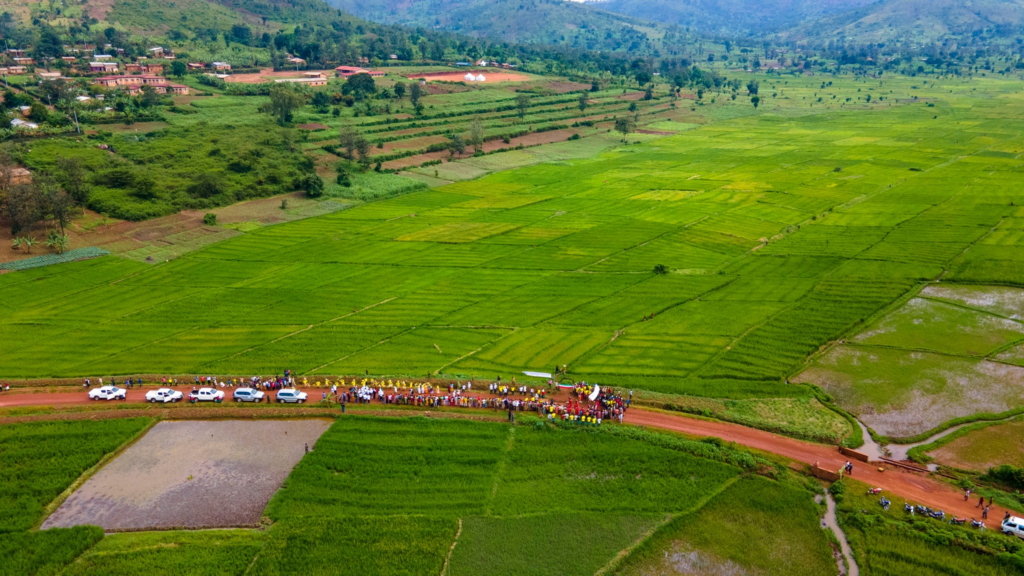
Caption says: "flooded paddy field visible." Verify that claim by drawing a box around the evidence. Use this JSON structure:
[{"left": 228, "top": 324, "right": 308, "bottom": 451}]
[{"left": 42, "top": 419, "right": 331, "bottom": 531}]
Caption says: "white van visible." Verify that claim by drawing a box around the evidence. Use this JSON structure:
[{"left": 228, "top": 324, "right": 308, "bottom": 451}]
[{"left": 1002, "top": 516, "right": 1024, "bottom": 539}]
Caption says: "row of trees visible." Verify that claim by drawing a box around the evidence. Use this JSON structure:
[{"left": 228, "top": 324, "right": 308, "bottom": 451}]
[{"left": 0, "top": 153, "right": 84, "bottom": 253}]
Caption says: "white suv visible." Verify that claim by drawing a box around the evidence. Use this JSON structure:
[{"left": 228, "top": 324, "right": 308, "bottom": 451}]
[
  {"left": 145, "top": 388, "right": 183, "bottom": 403},
  {"left": 88, "top": 386, "right": 127, "bottom": 401},
  {"left": 275, "top": 389, "right": 308, "bottom": 404},
  {"left": 1003, "top": 516, "right": 1024, "bottom": 539},
  {"left": 188, "top": 387, "right": 225, "bottom": 403}
]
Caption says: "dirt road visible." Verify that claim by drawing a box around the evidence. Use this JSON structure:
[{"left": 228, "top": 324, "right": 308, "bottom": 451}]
[
  {"left": 0, "top": 388, "right": 1012, "bottom": 527},
  {"left": 626, "top": 409, "right": 1011, "bottom": 526}
]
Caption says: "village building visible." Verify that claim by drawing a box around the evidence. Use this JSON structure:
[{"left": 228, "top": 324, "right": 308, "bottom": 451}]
[
  {"left": 92, "top": 75, "right": 189, "bottom": 95},
  {"left": 275, "top": 77, "right": 327, "bottom": 86},
  {"left": 334, "top": 66, "right": 384, "bottom": 78},
  {"left": 11, "top": 118, "right": 38, "bottom": 129},
  {"left": 211, "top": 61, "right": 231, "bottom": 71},
  {"left": 90, "top": 61, "right": 119, "bottom": 73},
  {"left": 13, "top": 57, "right": 34, "bottom": 65}
]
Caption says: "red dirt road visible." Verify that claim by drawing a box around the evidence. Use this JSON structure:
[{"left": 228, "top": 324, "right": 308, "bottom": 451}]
[
  {"left": 626, "top": 409, "right": 1011, "bottom": 527},
  {"left": 0, "top": 388, "right": 1012, "bottom": 527}
]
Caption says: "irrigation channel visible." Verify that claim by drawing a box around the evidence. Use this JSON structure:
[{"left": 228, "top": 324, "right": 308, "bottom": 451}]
[{"left": 820, "top": 493, "right": 858, "bottom": 576}]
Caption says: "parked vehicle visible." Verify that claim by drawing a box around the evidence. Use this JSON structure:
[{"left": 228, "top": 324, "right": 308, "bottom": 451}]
[
  {"left": 145, "top": 388, "right": 183, "bottom": 403},
  {"left": 233, "top": 387, "right": 266, "bottom": 403},
  {"left": 1003, "top": 516, "right": 1024, "bottom": 538},
  {"left": 189, "top": 387, "right": 225, "bottom": 403},
  {"left": 88, "top": 386, "right": 127, "bottom": 401},
  {"left": 276, "top": 389, "right": 308, "bottom": 404}
]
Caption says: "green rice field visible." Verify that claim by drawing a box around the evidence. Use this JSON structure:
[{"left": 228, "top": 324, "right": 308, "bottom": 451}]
[{"left": 0, "top": 415, "right": 834, "bottom": 576}]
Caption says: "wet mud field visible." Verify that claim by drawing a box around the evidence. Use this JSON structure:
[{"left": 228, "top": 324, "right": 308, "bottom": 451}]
[{"left": 42, "top": 419, "right": 331, "bottom": 531}]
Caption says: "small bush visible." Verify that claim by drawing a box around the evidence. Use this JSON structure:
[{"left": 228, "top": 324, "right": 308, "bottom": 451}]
[{"left": 203, "top": 213, "right": 217, "bottom": 226}]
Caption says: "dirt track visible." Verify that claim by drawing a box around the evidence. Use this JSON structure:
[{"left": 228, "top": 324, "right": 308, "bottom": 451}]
[{"left": 0, "top": 388, "right": 1013, "bottom": 527}]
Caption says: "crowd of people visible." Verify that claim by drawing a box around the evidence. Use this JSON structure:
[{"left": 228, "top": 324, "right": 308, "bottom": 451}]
[{"left": 68, "top": 371, "right": 634, "bottom": 426}]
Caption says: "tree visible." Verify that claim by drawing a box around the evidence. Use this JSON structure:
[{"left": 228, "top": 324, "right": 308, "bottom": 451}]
[
  {"left": 746, "top": 80, "right": 759, "bottom": 95},
  {"left": 628, "top": 101, "right": 638, "bottom": 113},
  {"left": 311, "top": 91, "right": 330, "bottom": 113},
  {"left": 447, "top": 134, "right": 465, "bottom": 158},
  {"left": 643, "top": 84, "right": 653, "bottom": 100},
  {"left": 393, "top": 82, "right": 406, "bottom": 100},
  {"left": 468, "top": 117, "right": 484, "bottom": 154},
  {"left": 653, "top": 264, "right": 669, "bottom": 275},
  {"left": 590, "top": 81, "right": 599, "bottom": 92},
  {"left": 514, "top": 93, "right": 530, "bottom": 120},
  {"left": 261, "top": 85, "right": 305, "bottom": 125},
  {"left": 170, "top": 60, "right": 187, "bottom": 78},
  {"left": 635, "top": 70, "right": 652, "bottom": 85},
  {"left": 409, "top": 82, "right": 422, "bottom": 107},
  {"left": 231, "top": 24, "right": 252, "bottom": 45},
  {"left": 28, "top": 101, "right": 48, "bottom": 123},
  {"left": 3, "top": 183, "right": 40, "bottom": 235},
  {"left": 139, "top": 85, "right": 161, "bottom": 108},
  {"left": 188, "top": 172, "right": 222, "bottom": 198},
  {"left": 355, "top": 135, "right": 371, "bottom": 167},
  {"left": 339, "top": 126, "right": 363, "bottom": 159},
  {"left": 577, "top": 92, "right": 588, "bottom": 112},
  {"left": 39, "top": 177, "right": 74, "bottom": 235},
  {"left": 296, "top": 173, "right": 324, "bottom": 198},
  {"left": 751, "top": 95, "right": 761, "bottom": 108},
  {"left": 614, "top": 117, "right": 635, "bottom": 142},
  {"left": 344, "top": 73, "right": 376, "bottom": 101},
  {"left": 46, "top": 230, "right": 69, "bottom": 254}
]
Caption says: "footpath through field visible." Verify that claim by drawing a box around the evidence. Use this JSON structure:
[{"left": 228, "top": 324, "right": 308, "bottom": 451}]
[{"left": 0, "top": 388, "right": 1011, "bottom": 526}]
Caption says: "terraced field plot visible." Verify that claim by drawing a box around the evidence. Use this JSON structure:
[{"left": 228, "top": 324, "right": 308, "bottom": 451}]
[
  {"left": 798, "top": 285, "right": 1024, "bottom": 437},
  {"left": 4, "top": 77, "right": 1024, "bottom": 407}
]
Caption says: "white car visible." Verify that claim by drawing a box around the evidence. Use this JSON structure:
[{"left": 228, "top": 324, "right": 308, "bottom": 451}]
[
  {"left": 88, "top": 386, "right": 127, "bottom": 401},
  {"left": 1003, "top": 516, "right": 1024, "bottom": 539},
  {"left": 145, "top": 388, "right": 183, "bottom": 403},
  {"left": 188, "top": 387, "right": 225, "bottom": 403},
  {"left": 275, "top": 389, "right": 308, "bottom": 404},
  {"left": 233, "top": 387, "right": 266, "bottom": 403}
]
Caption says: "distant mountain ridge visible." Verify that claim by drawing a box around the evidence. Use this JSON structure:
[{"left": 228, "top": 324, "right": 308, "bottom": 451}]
[{"left": 583, "top": 0, "right": 879, "bottom": 35}]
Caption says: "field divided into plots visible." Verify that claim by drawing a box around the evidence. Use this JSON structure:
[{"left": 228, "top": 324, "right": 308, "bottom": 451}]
[{"left": 4, "top": 77, "right": 1024, "bottom": 402}]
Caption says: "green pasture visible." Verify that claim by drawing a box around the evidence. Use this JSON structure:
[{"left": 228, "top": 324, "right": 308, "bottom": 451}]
[{"left": 924, "top": 417, "right": 1024, "bottom": 472}]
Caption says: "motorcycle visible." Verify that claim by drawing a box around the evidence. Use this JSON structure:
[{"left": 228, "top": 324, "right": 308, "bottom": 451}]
[
  {"left": 904, "top": 503, "right": 914, "bottom": 514},
  {"left": 867, "top": 488, "right": 882, "bottom": 495},
  {"left": 880, "top": 497, "right": 891, "bottom": 512},
  {"left": 949, "top": 517, "right": 966, "bottom": 526},
  {"left": 971, "top": 519, "right": 986, "bottom": 530},
  {"left": 929, "top": 509, "right": 946, "bottom": 521}
]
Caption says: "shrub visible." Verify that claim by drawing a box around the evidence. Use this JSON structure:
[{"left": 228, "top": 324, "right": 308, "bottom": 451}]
[{"left": 203, "top": 213, "right": 217, "bottom": 226}]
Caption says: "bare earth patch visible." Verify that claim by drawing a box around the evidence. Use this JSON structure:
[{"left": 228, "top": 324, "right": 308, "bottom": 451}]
[
  {"left": 922, "top": 284, "right": 1024, "bottom": 320},
  {"left": 629, "top": 542, "right": 753, "bottom": 576},
  {"left": 42, "top": 419, "right": 331, "bottom": 531}
]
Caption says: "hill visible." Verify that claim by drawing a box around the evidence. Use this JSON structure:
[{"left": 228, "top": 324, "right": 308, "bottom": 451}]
[
  {"left": 583, "top": 0, "right": 877, "bottom": 36},
  {"left": 782, "top": 0, "right": 1024, "bottom": 45},
  {"left": 320, "top": 0, "right": 666, "bottom": 53}
]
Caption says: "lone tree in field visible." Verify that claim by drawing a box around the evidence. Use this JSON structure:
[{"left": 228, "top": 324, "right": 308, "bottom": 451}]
[
  {"left": 746, "top": 80, "right": 759, "bottom": 95},
  {"left": 515, "top": 93, "right": 530, "bottom": 120},
  {"left": 393, "top": 82, "right": 406, "bottom": 100},
  {"left": 409, "top": 82, "right": 422, "bottom": 107},
  {"left": 614, "top": 117, "right": 635, "bottom": 142},
  {"left": 653, "top": 264, "right": 669, "bottom": 275},
  {"left": 577, "top": 92, "right": 588, "bottom": 112},
  {"left": 171, "top": 60, "right": 187, "bottom": 78},
  {"left": 447, "top": 134, "right": 466, "bottom": 158},
  {"left": 261, "top": 85, "right": 305, "bottom": 125},
  {"left": 344, "top": 73, "right": 376, "bottom": 101},
  {"left": 468, "top": 117, "right": 484, "bottom": 154},
  {"left": 751, "top": 95, "right": 761, "bottom": 109}
]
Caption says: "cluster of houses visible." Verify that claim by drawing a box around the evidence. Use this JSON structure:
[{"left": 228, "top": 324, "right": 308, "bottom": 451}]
[
  {"left": 457, "top": 59, "right": 517, "bottom": 69},
  {"left": 334, "top": 66, "right": 385, "bottom": 78}
]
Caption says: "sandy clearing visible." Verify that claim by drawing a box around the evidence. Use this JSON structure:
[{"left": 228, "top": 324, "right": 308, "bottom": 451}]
[{"left": 42, "top": 419, "right": 331, "bottom": 531}]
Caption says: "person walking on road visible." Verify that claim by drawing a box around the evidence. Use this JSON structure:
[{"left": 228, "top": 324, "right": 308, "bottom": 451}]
[
  {"left": 977, "top": 495, "right": 985, "bottom": 508},
  {"left": 983, "top": 506, "right": 989, "bottom": 520}
]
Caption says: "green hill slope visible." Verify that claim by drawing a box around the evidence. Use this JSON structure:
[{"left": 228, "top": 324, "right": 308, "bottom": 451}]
[
  {"left": 783, "top": 0, "right": 1024, "bottom": 45},
  {"left": 321, "top": 0, "right": 665, "bottom": 53}
]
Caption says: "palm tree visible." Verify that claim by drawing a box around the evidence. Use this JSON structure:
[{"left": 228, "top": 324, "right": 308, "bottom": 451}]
[
  {"left": 11, "top": 237, "right": 23, "bottom": 251},
  {"left": 22, "top": 236, "right": 36, "bottom": 254},
  {"left": 46, "top": 231, "right": 69, "bottom": 254}
]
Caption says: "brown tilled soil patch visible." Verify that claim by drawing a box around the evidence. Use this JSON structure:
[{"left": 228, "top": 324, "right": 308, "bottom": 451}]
[
  {"left": 928, "top": 419, "right": 1024, "bottom": 471},
  {"left": 298, "top": 123, "right": 330, "bottom": 131},
  {"left": 42, "top": 419, "right": 332, "bottom": 531},
  {"left": 382, "top": 128, "right": 582, "bottom": 169},
  {"left": 86, "top": 0, "right": 114, "bottom": 20}
]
